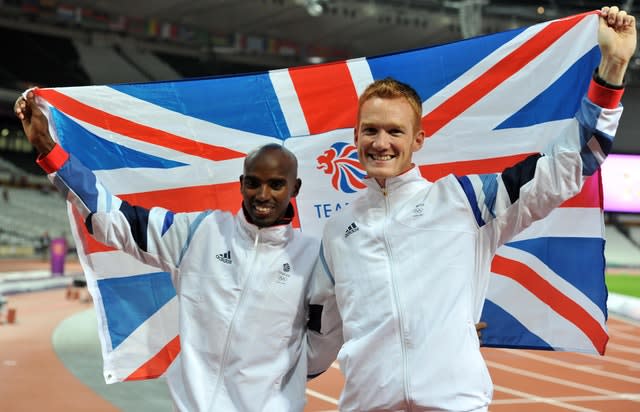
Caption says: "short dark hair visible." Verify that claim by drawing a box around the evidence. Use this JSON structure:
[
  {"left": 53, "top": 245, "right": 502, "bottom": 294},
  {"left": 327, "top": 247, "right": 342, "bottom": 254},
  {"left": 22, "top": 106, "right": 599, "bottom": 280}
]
[{"left": 243, "top": 143, "right": 298, "bottom": 176}]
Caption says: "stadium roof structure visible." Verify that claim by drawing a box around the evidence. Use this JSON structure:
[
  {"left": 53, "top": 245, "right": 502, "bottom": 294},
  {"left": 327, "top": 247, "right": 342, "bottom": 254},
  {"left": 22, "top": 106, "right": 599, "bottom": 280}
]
[{"left": 63, "top": 0, "right": 640, "bottom": 63}]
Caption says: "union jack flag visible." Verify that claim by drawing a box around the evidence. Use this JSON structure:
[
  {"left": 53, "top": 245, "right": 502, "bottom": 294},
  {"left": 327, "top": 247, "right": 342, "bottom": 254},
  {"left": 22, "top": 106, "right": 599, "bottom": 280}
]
[{"left": 36, "top": 10, "right": 609, "bottom": 383}]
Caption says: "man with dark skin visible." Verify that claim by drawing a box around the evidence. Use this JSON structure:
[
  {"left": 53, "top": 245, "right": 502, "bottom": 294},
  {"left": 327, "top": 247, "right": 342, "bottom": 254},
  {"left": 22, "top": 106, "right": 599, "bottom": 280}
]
[
  {"left": 15, "top": 91, "right": 339, "bottom": 411},
  {"left": 240, "top": 144, "right": 300, "bottom": 228}
]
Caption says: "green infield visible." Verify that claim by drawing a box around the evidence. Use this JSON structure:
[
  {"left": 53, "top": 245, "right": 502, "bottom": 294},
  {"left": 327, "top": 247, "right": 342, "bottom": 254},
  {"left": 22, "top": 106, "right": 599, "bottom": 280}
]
[{"left": 605, "top": 273, "right": 640, "bottom": 298}]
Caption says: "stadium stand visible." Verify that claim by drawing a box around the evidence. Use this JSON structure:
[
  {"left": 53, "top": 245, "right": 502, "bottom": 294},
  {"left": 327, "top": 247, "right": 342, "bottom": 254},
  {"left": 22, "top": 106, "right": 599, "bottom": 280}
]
[
  {"left": 0, "top": 148, "right": 47, "bottom": 180},
  {"left": 116, "top": 41, "right": 182, "bottom": 82},
  {"left": 0, "top": 26, "right": 90, "bottom": 88},
  {"left": 0, "top": 185, "right": 73, "bottom": 252},
  {"left": 154, "top": 50, "right": 272, "bottom": 78},
  {"left": 73, "top": 35, "right": 150, "bottom": 84},
  {"left": 604, "top": 224, "right": 640, "bottom": 268},
  {"left": 0, "top": 144, "right": 73, "bottom": 257},
  {"left": 631, "top": 226, "right": 640, "bottom": 245}
]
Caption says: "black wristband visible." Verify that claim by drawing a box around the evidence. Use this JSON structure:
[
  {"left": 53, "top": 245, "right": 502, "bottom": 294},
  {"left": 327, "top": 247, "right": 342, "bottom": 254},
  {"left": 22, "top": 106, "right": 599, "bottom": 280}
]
[{"left": 593, "top": 69, "right": 625, "bottom": 90}]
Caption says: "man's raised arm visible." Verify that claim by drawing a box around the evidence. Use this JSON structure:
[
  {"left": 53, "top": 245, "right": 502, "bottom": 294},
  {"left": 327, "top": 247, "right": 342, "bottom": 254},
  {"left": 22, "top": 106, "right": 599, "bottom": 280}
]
[{"left": 596, "top": 6, "right": 636, "bottom": 86}]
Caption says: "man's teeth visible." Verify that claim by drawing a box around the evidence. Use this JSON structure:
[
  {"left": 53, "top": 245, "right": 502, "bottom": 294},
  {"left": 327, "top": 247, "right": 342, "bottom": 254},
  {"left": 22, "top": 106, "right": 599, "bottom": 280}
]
[
  {"left": 371, "top": 154, "right": 393, "bottom": 161},
  {"left": 255, "top": 206, "right": 271, "bottom": 213}
]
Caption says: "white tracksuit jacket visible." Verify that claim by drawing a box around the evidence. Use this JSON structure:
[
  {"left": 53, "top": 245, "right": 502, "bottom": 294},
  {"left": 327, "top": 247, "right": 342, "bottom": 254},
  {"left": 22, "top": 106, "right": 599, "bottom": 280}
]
[
  {"left": 39, "top": 150, "right": 340, "bottom": 411},
  {"left": 312, "top": 81, "right": 623, "bottom": 411}
]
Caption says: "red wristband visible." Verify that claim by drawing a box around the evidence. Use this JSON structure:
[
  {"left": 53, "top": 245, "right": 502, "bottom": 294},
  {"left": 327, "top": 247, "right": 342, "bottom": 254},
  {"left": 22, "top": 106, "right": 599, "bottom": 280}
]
[
  {"left": 36, "top": 143, "right": 69, "bottom": 174},
  {"left": 587, "top": 78, "right": 624, "bottom": 109}
]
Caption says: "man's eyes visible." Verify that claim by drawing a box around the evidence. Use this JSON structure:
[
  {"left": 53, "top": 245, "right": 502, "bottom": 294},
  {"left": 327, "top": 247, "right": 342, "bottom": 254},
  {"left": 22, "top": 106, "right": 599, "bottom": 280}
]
[
  {"left": 362, "top": 128, "right": 404, "bottom": 136},
  {"left": 244, "top": 179, "right": 285, "bottom": 190}
]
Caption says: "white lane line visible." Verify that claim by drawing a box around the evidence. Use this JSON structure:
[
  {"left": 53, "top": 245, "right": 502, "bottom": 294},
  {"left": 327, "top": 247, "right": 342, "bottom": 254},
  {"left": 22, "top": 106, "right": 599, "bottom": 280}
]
[
  {"left": 608, "top": 321, "right": 640, "bottom": 333},
  {"left": 606, "top": 342, "right": 640, "bottom": 355},
  {"left": 608, "top": 315, "right": 640, "bottom": 338},
  {"left": 582, "top": 352, "right": 640, "bottom": 369},
  {"left": 573, "top": 347, "right": 640, "bottom": 369},
  {"left": 492, "top": 385, "right": 598, "bottom": 411},
  {"left": 486, "top": 361, "right": 621, "bottom": 395},
  {"left": 499, "top": 349, "right": 640, "bottom": 384},
  {"left": 492, "top": 392, "right": 640, "bottom": 405},
  {"left": 608, "top": 326, "right": 639, "bottom": 333},
  {"left": 306, "top": 389, "right": 339, "bottom": 405},
  {"left": 609, "top": 331, "right": 640, "bottom": 342}
]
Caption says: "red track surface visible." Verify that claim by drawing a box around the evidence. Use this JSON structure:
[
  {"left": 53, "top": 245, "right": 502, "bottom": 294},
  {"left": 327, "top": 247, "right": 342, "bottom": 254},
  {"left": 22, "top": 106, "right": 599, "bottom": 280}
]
[
  {"left": 305, "top": 316, "right": 640, "bottom": 411},
  {"left": 1, "top": 260, "right": 638, "bottom": 411}
]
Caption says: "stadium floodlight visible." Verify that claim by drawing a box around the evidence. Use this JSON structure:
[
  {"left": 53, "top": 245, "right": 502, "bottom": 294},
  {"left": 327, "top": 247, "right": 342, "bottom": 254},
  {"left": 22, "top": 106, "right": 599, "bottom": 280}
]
[{"left": 306, "top": 0, "right": 324, "bottom": 17}]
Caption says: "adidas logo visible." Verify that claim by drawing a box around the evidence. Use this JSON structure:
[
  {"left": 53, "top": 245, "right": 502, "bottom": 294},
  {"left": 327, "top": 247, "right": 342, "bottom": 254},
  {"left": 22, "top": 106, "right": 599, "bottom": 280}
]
[
  {"left": 283, "top": 263, "right": 291, "bottom": 272},
  {"left": 216, "top": 250, "right": 232, "bottom": 264},
  {"left": 344, "top": 222, "right": 359, "bottom": 238}
]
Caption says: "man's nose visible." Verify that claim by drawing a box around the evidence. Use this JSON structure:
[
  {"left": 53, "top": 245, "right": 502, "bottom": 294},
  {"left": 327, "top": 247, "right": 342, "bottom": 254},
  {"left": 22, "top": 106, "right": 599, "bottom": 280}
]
[
  {"left": 371, "top": 132, "right": 390, "bottom": 149},
  {"left": 256, "top": 184, "right": 271, "bottom": 200}
]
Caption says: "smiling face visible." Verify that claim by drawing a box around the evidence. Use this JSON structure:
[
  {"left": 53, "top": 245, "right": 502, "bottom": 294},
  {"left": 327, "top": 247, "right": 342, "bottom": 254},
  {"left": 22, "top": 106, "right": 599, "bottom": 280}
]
[
  {"left": 355, "top": 96, "right": 424, "bottom": 187},
  {"left": 240, "top": 145, "right": 301, "bottom": 228}
]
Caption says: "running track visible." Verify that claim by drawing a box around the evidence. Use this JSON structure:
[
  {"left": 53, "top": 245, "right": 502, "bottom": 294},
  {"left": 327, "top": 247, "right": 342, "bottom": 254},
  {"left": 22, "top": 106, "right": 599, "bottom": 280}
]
[
  {"left": 1, "top": 261, "right": 638, "bottom": 411},
  {"left": 306, "top": 316, "right": 640, "bottom": 411}
]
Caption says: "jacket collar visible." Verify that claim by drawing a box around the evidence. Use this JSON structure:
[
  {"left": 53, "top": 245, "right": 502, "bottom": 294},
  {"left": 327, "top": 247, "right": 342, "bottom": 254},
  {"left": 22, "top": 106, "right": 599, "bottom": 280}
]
[
  {"left": 237, "top": 203, "right": 294, "bottom": 246},
  {"left": 363, "top": 166, "right": 428, "bottom": 196}
]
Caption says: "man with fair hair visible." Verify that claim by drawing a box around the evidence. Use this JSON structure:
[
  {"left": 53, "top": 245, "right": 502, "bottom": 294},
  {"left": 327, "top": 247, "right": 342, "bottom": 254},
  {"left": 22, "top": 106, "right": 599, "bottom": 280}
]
[{"left": 312, "top": 6, "right": 636, "bottom": 411}]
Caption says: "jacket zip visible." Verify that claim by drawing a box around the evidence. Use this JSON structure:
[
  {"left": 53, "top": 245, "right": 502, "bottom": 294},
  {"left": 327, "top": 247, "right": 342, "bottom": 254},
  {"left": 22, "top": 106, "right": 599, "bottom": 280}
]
[
  {"left": 209, "top": 231, "right": 261, "bottom": 411},
  {"left": 381, "top": 187, "right": 412, "bottom": 410}
]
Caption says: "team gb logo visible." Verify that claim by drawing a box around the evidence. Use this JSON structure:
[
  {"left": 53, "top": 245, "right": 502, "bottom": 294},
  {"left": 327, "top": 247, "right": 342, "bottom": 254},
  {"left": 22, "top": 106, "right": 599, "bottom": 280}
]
[{"left": 316, "top": 142, "right": 366, "bottom": 193}]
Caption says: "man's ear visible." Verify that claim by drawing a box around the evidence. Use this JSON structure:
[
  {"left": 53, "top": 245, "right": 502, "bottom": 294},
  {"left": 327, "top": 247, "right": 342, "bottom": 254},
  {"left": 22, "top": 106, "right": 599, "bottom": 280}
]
[
  {"left": 239, "top": 175, "right": 244, "bottom": 186},
  {"left": 353, "top": 127, "right": 358, "bottom": 145},
  {"left": 413, "top": 130, "right": 425, "bottom": 152},
  {"left": 292, "top": 178, "right": 302, "bottom": 197}
]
